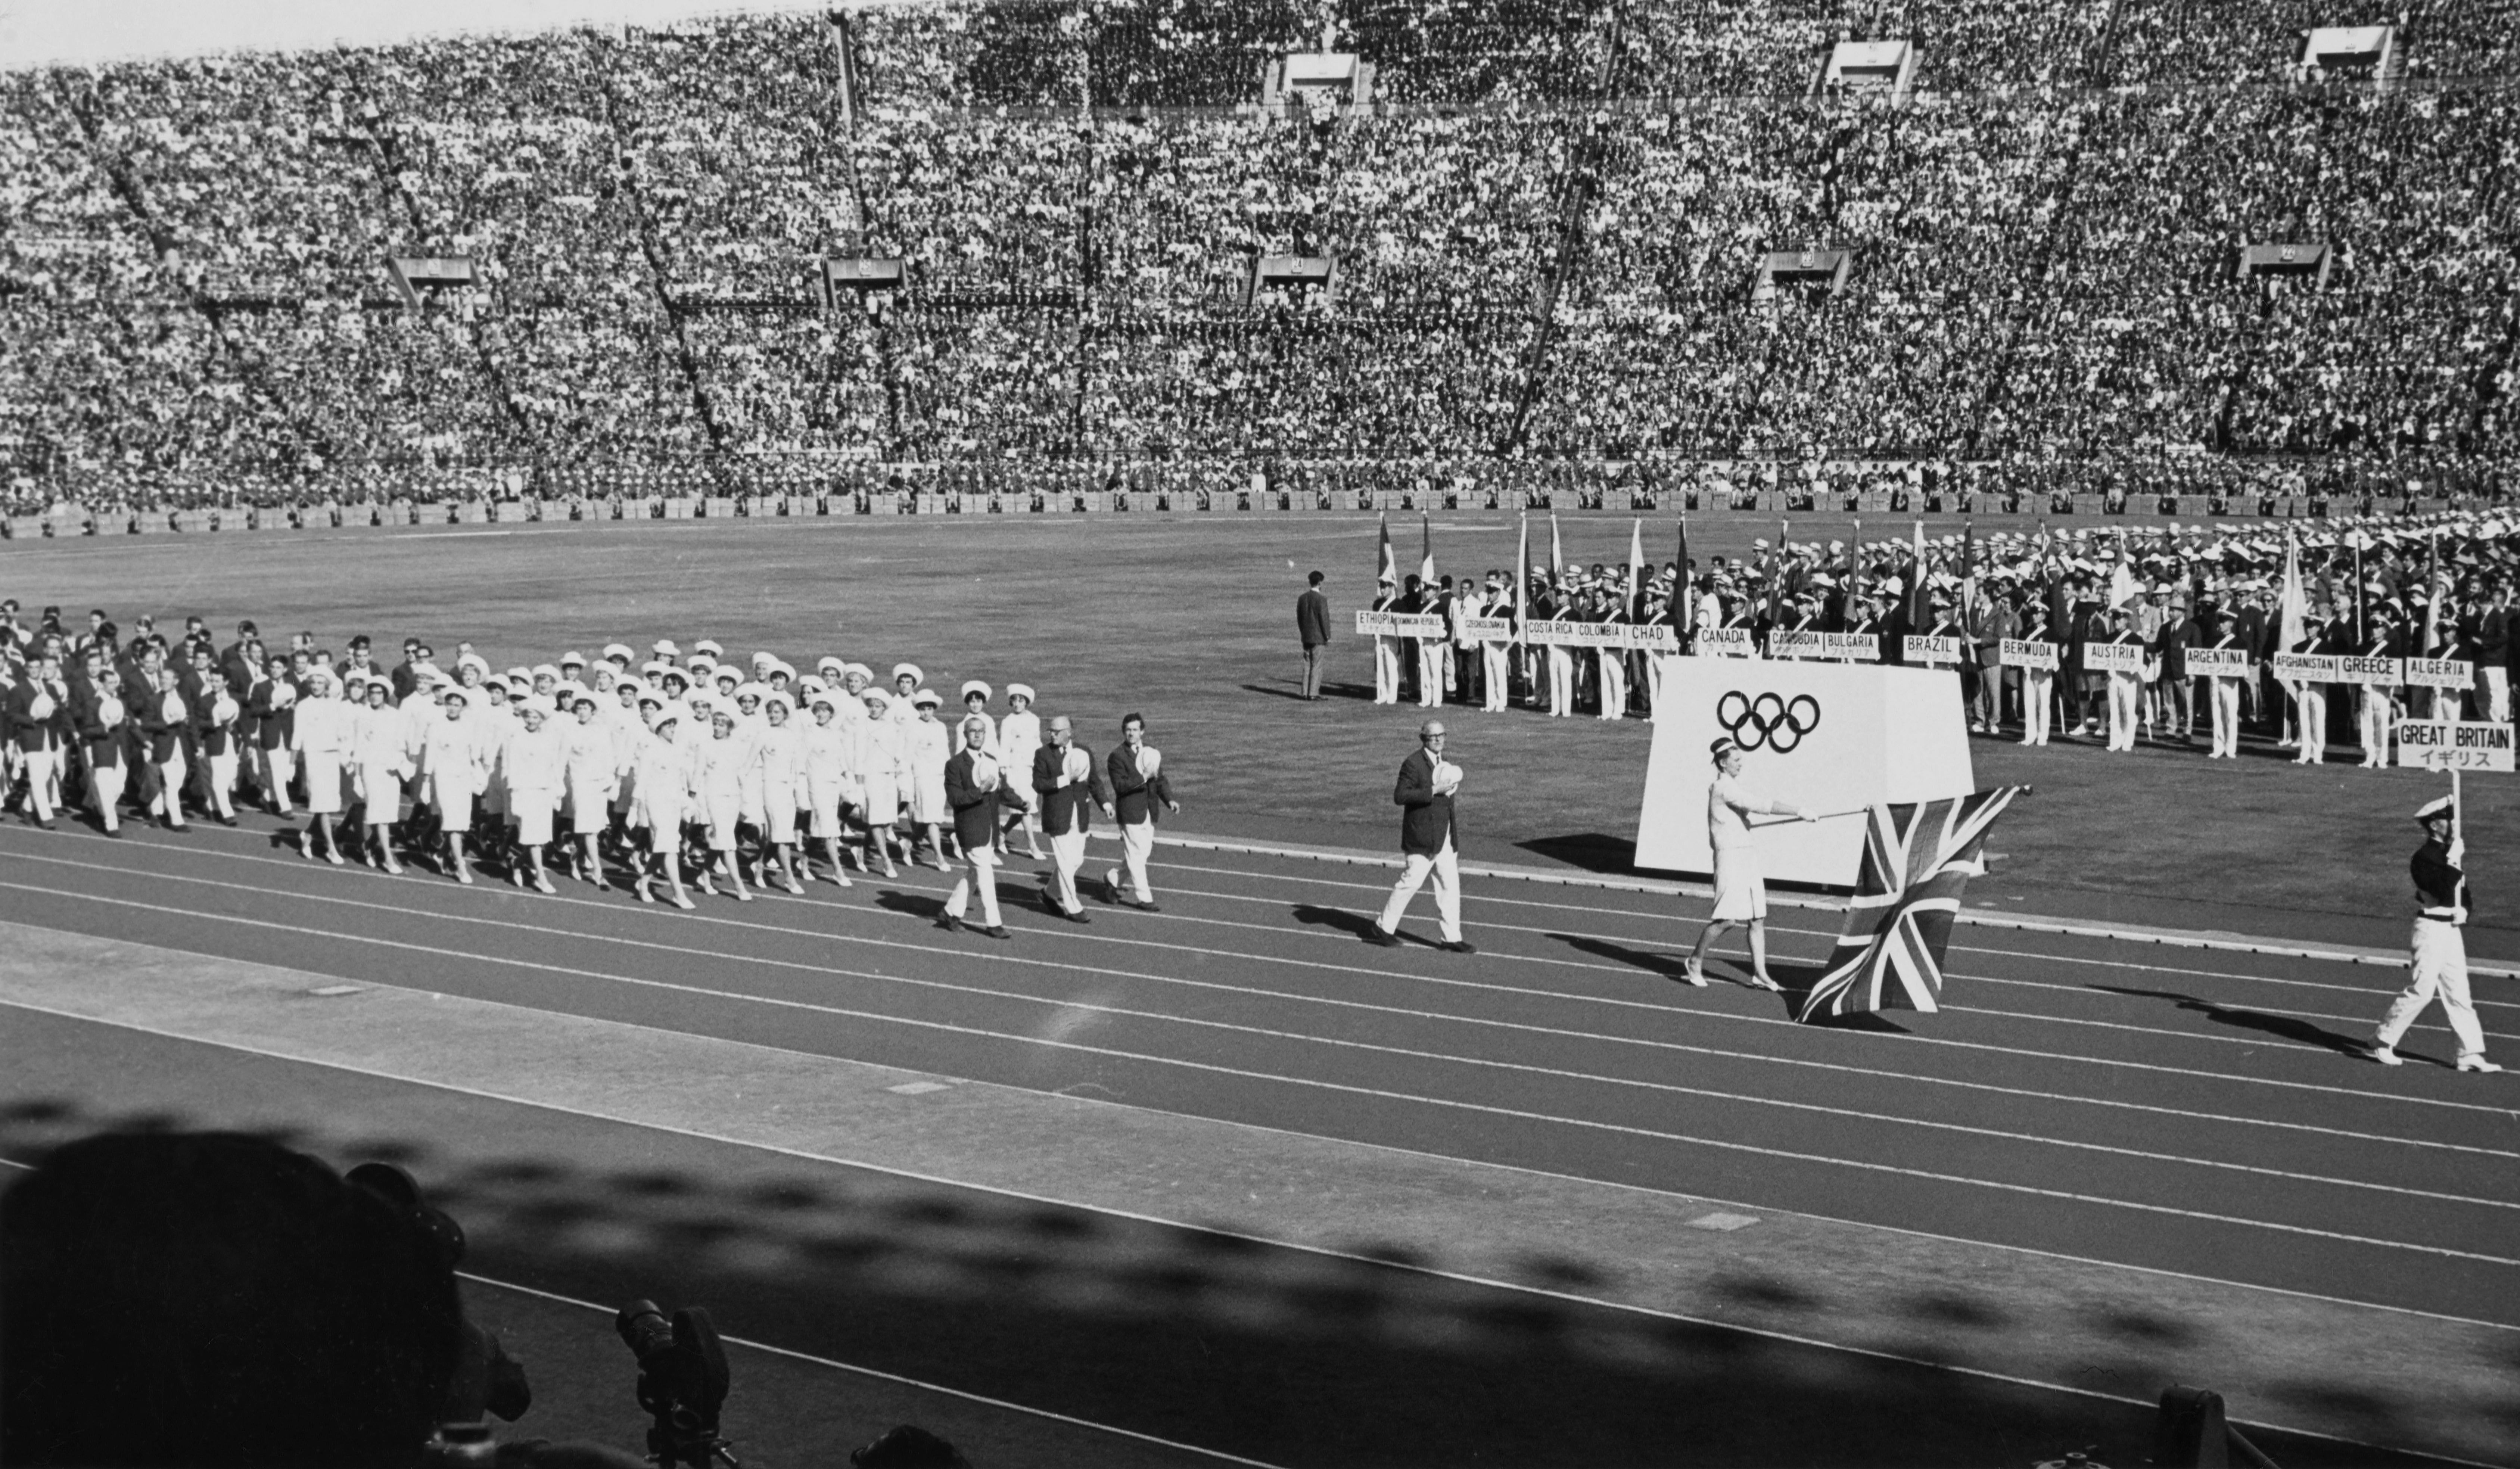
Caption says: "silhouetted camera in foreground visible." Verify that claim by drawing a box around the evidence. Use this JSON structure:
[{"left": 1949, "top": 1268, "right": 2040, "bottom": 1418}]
[{"left": 617, "top": 1300, "right": 738, "bottom": 1469}]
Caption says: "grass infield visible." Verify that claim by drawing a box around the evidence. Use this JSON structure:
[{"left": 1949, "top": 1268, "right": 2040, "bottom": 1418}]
[{"left": 3, "top": 511, "right": 2504, "bottom": 953}]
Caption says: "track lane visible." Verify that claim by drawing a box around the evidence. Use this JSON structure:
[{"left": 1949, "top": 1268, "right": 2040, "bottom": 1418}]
[{"left": 4, "top": 832, "right": 2518, "bottom": 1320}]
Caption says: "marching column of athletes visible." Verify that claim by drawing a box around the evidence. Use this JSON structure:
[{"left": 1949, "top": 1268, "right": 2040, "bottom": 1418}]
[
  {"left": 1327, "top": 511, "right": 2520, "bottom": 766},
  {"left": 0, "top": 608, "right": 1180, "bottom": 938}
]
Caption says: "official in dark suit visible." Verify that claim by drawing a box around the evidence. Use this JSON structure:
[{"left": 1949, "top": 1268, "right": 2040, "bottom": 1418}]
[
  {"left": 936, "top": 716, "right": 1010, "bottom": 939},
  {"left": 1104, "top": 713, "right": 1177, "bottom": 911},
  {"left": 1032, "top": 715, "right": 1112, "bottom": 922},
  {"left": 1368, "top": 720, "right": 1472, "bottom": 952},
  {"left": 1297, "top": 571, "right": 1333, "bottom": 701}
]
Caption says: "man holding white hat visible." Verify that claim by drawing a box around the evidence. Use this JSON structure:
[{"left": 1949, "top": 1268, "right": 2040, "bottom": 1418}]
[
  {"left": 1368, "top": 719, "right": 1472, "bottom": 952},
  {"left": 1032, "top": 714, "right": 1111, "bottom": 922},
  {"left": 937, "top": 715, "right": 1012, "bottom": 940},
  {"left": 1104, "top": 712, "right": 1178, "bottom": 911},
  {"left": 2370, "top": 795, "right": 2501, "bottom": 1072}
]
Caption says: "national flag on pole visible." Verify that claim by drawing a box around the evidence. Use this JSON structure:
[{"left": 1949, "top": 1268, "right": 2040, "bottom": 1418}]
[
  {"left": 1549, "top": 512, "right": 1565, "bottom": 583},
  {"left": 1627, "top": 518, "right": 1646, "bottom": 620},
  {"left": 1420, "top": 513, "right": 1437, "bottom": 588},
  {"left": 1513, "top": 513, "right": 1531, "bottom": 641},
  {"left": 1845, "top": 519, "right": 1862, "bottom": 611},
  {"left": 1959, "top": 520, "right": 1979, "bottom": 622},
  {"left": 1798, "top": 787, "right": 2026, "bottom": 1023},
  {"left": 2106, "top": 530, "right": 2138, "bottom": 610},
  {"left": 1375, "top": 512, "right": 1397, "bottom": 587},
  {"left": 2424, "top": 526, "right": 2443, "bottom": 658},
  {"left": 1674, "top": 514, "right": 1693, "bottom": 635},
  {"left": 1908, "top": 519, "right": 1929, "bottom": 629},
  {"left": 2277, "top": 531, "right": 2305, "bottom": 654}
]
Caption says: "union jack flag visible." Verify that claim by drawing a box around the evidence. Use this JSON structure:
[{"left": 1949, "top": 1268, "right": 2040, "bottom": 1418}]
[{"left": 1797, "top": 787, "right": 2024, "bottom": 1023}]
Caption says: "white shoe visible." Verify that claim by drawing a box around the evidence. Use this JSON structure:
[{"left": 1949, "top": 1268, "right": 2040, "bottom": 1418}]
[
  {"left": 2457, "top": 1055, "right": 2504, "bottom": 1074},
  {"left": 2369, "top": 1044, "right": 2403, "bottom": 1067},
  {"left": 1681, "top": 960, "right": 1708, "bottom": 988}
]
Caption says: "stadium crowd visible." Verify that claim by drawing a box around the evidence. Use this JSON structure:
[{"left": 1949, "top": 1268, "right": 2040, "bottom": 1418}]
[
  {"left": 0, "top": 1, "right": 2513, "bottom": 510},
  {"left": 1365, "top": 505, "right": 2516, "bottom": 766}
]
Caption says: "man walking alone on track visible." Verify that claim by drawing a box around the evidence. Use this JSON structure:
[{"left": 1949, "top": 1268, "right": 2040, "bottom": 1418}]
[
  {"left": 2370, "top": 794, "right": 2501, "bottom": 1072},
  {"left": 1368, "top": 719, "right": 1474, "bottom": 953}
]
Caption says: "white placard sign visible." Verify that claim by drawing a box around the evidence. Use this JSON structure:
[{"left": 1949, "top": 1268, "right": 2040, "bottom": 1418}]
[
  {"left": 2186, "top": 647, "right": 2252, "bottom": 677},
  {"left": 1636, "top": 657, "right": 1975, "bottom": 886},
  {"left": 2083, "top": 642, "right": 2146, "bottom": 675},
  {"left": 2397, "top": 720, "right": 2516, "bottom": 773},
  {"left": 1696, "top": 626, "right": 1756, "bottom": 657},
  {"left": 1999, "top": 638, "right": 2058, "bottom": 671},
  {"left": 1770, "top": 629, "right": 1826, "bottom": 661},
  {"left": 1459, "top": 616, "right": 1513, "bottom": 642},
  {"left": 1356, "top": 610, "right": 1446, "bottom": 637},
  {"left": 1528, "top": 619, "right": 1618, "bottom": 648},
  {"left": 1904, "top": 635, "right": 1961, "bottom": 667},
  {"left": 2405, "top": 658, "right": 2474, "bottom": 691},
  {"left": 1629, "top": 624, "right": 1681, "bottom": 654},
  {"left": 2272, "top": 653, "right": 2340, "bottom": 682},
  {"left": 1823, "top": 632, "right": 1877, "bottom": 661},
  {"left": 2335, "top": 655, "right": 2403, "bottom": 688}
]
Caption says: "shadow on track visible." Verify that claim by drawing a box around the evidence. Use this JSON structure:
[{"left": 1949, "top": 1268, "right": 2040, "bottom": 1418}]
[
  {"left": 0, "top": 1095, "right": 2440, "bottom": 1469},
  {"left": 2089, "top": 984, "right": 2368, "bottom": 1056}
]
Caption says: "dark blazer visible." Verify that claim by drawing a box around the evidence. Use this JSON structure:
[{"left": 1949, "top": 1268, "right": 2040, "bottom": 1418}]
[
  {"left": 139, "top": 690, "right": 186, "bottom": 763},
  {"left": 1393, "top": 747, "right": 1457, "bottom": 858},
  {"left": 249, "top": 679, "right": 295, "bottom": 750},
  {"left": 75, "top": 693, "right": 124, "bottom": 769},
  {"left": 1107, "top": 746, "right": 1174, "bottom": 826},
  {"left": 1032, "top": 743, "right": 1111, "bottom": 838},
  {"left": 1297, "top": 588, "right": 1333, "bottom": 648},
  {"left": 943, "top": 749, "right": 1005, "bottom": 853},
  {"left": 6, "top": 678, "right": 68, "bottom": 753}
]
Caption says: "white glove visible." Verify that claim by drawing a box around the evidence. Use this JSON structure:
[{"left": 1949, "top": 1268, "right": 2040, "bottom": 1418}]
[{"left": 2449, "top": 838, "right": 2467, "bottom": 868}]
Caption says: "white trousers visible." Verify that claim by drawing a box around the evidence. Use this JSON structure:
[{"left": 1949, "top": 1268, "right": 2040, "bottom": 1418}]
[
  {"left": 2483, "top": 665, "right": 2509, "bottom": 724},
  {"left": 1108, "top": 818, "right": 1155, "bottom": 902},
  {"left": 2295, "top": 688, "right": 2326, "bottom": 762},
  {"left": 2107, "top": 674, "right": 2141, "bottom": 750},
  {"left": 1547, "top": 648, "right": 1574, "bottom": 716},
  {"left": 1481, "top": 645, "right": 1509, "bottom": 712},
  {"left": 2379, "top": 919, "right": 2488, "bottom": 1059},
  {"left": 266, "top": 747, "right": 298, "bottom": 809},
  {"left": 945, "top": 847, "right": 1002, "bottom": 927},
  {"left": 1047, "top": 828, "right": 1087, "bottom": 914},
  {"left": 2020, "top": 671, "right": 2052, "bottom": 744},
  {"left": 2358, "top": 690, "right": 2392, "bottom": 765},
  {"left": 90, "top": 763, "right": 124, "bottom": 831},
  {"left": 1416, "top": 641, "right": 1443, "bottom": 707},
  {"left": 1376, "top": 840, "right": 1462, "bottom": 943},
  {"left": 1597, "top": 652, "right": 1626, "bottom": 720},
  {"left": 21, "top": 748, "right": 57, "bottom": 821},
  {"left": 1373, "top": 638, "right": 1401, "bottom": 704},
  {"left": 2210, "top": 678, "right": 2241, "bottom": 758}
]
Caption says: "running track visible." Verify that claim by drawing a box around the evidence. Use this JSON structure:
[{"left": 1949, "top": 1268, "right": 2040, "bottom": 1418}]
[{"left": 0, "top": 809, "right": 2512, "bottom": 1332}]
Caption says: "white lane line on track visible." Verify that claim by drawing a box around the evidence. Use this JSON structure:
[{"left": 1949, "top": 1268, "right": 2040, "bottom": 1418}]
[
  {"left": 0, "top": 823, "right": 2480, "bottom": 1072},
  {"left": 1148, "top": 836, "right": 2520, "bottom": 979},
  {"left": 0, "top": 1159, "right": 1279, "bottom": 1468},
  {"left": 6, "top": 874, "right": 2520, "bottom": 1260},
  {"left": 1150, "top": 856, "right": 2520, "bottom": 1008},
  {"left": 3, "top": 834, "right": 2507, "bottom": 1126},
  {"left": 2, "top": 1110, "right": 2486, "bottom": 1469}
]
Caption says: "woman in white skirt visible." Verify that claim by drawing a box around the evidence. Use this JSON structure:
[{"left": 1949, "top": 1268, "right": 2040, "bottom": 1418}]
[
  {"left": 629, "top": 708, "right": 696, "bottom": 909},
  {"left": 753, "top": 690, "right": 807, "bottom": 894},
  {"left": 799, "top": 690, "right": 858, "bottom": 887},
  {"left": 348, "top": 677, "right": 410, "bottom": 873},
  {"left": 854, "top": 689, "right": 905, "bottom": 877},
  {"left": 419, "top": 686, "right": 488, "bottom": 884},
  {"left": 691, "top": 707, "right": 755, "bottom": 902},
  {"left": 906, "top": 690, "right": 953, "bottom": 869},
  {"left": 502, "top": 696, "right": 567, "bottom": 894},
  {"left": 291, "top": 669, "right": 352, "bottom": 864},
  {"left": 1685, "top": 737, "right": 1816, "bottom": 991},
  {"left": 561, "top": 690, "right": 620, "bottom": 888},
  {"left": 996, "top": 683, "right": 1045, "bottom": 859}
]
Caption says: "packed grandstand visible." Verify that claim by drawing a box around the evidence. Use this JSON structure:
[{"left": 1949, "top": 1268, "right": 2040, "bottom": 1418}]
[{"left": 0, "top": 0, "right": 2513, "bottom": 514}]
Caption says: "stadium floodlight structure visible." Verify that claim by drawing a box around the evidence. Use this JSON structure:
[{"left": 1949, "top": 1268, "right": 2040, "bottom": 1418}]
[
  {"left": 1752, "top": 248, "right": 1852, "bottom": 302},
  {"left": 2297, "top": 25, "right": 2396, "bottom": 86},
  {"left": 1814, "top": 40, "right": 1916, "bottom": 100},
  {"left": 2236, "top": 242, "right": 2333, "bottom": 289},
  {"left": 815, "top": 256, "right": 905, "bottom": 312},
  {"left": 386, "top": 255, "right": 475, "bottom": 308},
  {"left": 1245, "top": 255, "right": 1337, "bottom": 308}
]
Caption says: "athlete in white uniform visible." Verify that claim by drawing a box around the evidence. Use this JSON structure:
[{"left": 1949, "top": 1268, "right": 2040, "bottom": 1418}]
[
  {"left": 2371, "top": 795, "right": 2502, "bottom": 1072},
  {"left": 1684, "top": 737, "right": 1815, "bottom": 990}
]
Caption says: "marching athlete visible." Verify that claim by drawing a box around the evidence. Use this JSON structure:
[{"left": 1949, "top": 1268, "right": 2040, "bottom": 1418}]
[
  {"left": 2370, "top": 795, "right": 2501, "bottom": 1072},
  {"left": 1105, "top": 712, "right": 1178, "bottom": 911},
  {"left": 1685, "top": 738, "right": 1818, "bottom": 990}
]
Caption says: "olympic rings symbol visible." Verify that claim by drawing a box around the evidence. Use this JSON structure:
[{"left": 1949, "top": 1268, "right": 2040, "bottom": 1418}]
[{"left": 1717, "top": 691, "right": 1821, "bottom": 754}]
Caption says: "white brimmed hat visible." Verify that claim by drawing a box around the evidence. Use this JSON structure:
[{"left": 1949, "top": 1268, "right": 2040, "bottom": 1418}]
[{"left": 960, "top": 680, "right": 992, "bottom": 701}]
